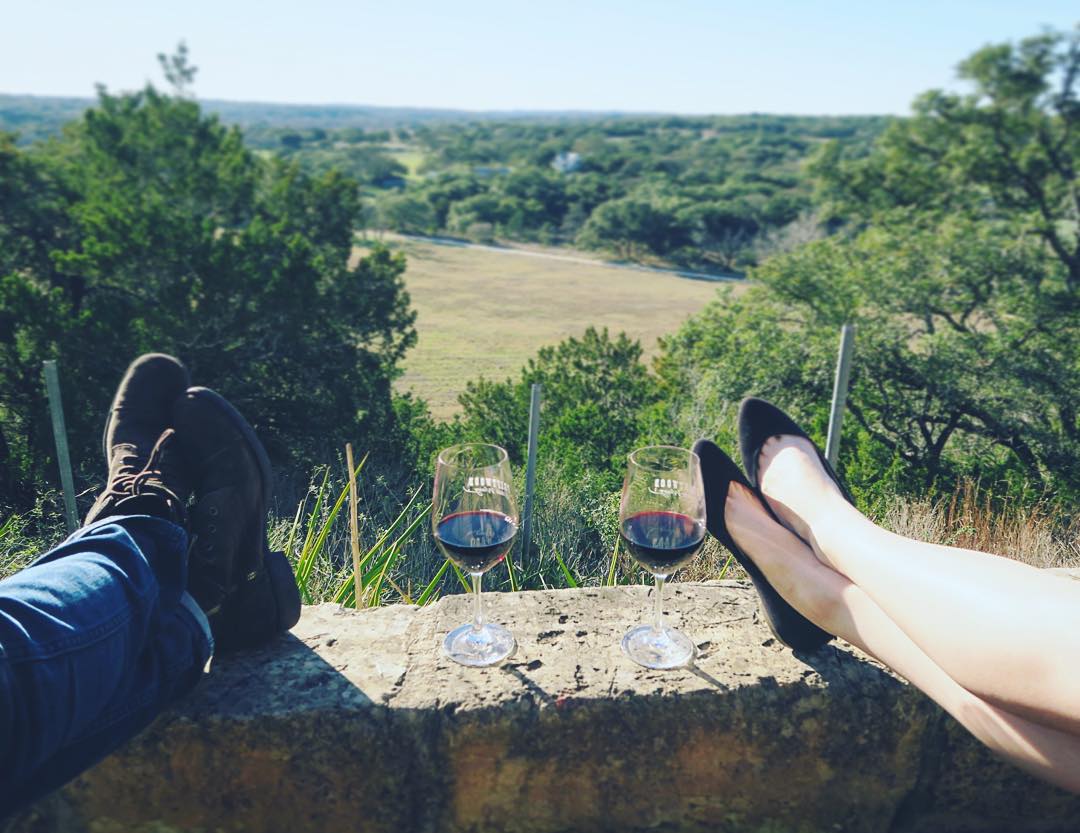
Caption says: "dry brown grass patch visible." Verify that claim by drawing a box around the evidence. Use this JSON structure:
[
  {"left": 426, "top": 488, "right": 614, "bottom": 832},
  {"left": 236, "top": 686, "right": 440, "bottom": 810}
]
[
  {"left": 881, "top": 481, "right": 1080, "bottom": 569},
  {"left": 371, "top": 237, "right": 731, "bottom": 419}
]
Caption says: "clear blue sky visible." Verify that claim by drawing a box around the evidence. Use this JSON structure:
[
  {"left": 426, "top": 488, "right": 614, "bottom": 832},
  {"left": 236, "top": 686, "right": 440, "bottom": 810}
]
[{"left": 1, "top": 1, "right": 1076, "bottom": 115}]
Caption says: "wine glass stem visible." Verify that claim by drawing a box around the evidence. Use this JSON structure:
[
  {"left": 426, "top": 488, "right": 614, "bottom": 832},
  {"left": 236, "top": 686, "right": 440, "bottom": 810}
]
[
  {"left": 471, "top": 572, "right": 484, "bottom": 631},
  {"left": 654, "top": 574, "right": 667, "bottom": 632}
]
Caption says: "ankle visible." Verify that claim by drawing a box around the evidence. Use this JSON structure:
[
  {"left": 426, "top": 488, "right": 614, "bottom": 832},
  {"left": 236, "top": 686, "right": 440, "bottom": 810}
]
[
  {"left": 110, "top": 491, "right": 188, "bottom": 529},
  {"left": 805, "top": 497, "right": 877, "bottom": 569}
]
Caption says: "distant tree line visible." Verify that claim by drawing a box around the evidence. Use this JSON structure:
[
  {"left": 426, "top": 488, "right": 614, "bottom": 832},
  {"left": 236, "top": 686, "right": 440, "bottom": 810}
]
[
  {"left": 2, "top": 94, "right": 889, "bottom": 274},
  {"left": 369, "top": 115, "right": 887, "bottom": 272},
  {"left": 230, "top": 114, "right": 889, "bottom": 272}
]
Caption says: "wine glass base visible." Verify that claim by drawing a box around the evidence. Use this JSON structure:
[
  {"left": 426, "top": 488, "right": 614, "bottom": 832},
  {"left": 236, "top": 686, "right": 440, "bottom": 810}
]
[
  {"left": 444, "top": 622, "right": 516, "bottom": 667},
  {"left": 621, "top": 624, "right": 695, "bottom": 669}
]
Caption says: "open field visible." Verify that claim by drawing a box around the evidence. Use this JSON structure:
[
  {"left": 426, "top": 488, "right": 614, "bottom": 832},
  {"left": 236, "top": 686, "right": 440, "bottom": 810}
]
[
  {"left": 379, "top": 237, "right": 737, "bottom": 419},
  {"left": 384, "top": 147, "right": 425, "bottom": 179}
]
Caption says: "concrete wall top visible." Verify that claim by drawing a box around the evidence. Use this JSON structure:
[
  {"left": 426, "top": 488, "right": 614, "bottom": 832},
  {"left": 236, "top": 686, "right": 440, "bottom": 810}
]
[{"left": 13, "top": 582, "right": 1080, "bottom": 833}]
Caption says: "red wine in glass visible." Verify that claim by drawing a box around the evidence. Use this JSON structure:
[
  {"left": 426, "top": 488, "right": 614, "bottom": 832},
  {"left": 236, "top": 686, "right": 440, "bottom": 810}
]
[
  {"left": 435, "top": 510, "right": 518, "bottom": 574},
  {"left": 619, "top": 445, "right": 705, "bottom": 669},
  {"left": 620, "top": 510, "right": 705, "bottom": 575},
  {"left": 432, "top": 443, "right": 518, "bottom": 667}
]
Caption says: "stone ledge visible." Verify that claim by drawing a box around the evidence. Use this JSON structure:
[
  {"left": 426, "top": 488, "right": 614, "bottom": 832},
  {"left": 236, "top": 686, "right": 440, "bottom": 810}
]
[{"left": 13, "top": 582, "right": 1080, "bottom": 832}]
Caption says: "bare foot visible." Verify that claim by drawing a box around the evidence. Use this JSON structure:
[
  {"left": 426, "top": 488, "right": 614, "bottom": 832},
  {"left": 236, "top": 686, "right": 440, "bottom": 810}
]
[
  {"left": 756, "top": 435, "right": 847, "bottom": 548},
  {"left": 724, "top": 481, "right": 839, "bottom": 627}
]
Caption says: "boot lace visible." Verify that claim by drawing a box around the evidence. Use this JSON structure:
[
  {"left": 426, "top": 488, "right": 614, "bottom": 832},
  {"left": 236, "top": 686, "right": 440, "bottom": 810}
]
[{"left": 105, "top": 428, "right": 184, "bottom": 503}]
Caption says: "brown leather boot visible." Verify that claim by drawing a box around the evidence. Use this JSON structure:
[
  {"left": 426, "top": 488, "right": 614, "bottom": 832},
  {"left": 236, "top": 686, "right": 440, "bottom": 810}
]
[
  {"left": 84, "top": 354, "right": 191, "bottom": 527},
  {"left": 173, "top": 387, "right": 300, "bottom": 651}
]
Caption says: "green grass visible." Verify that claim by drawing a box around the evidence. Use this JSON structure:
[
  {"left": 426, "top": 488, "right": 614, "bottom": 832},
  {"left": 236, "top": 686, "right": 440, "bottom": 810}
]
[
  {"left": 4, "top": 469, "right": 1076, "bottom": 619},
  {"left": 268, "top": 449, "right": 741, "bottom": 611},
  {"left": 384, "top": 148, "right": 425, "bottom": 180},
  {"left": 0, "top": 492, "right": 69, "bottom": 578},
  {"left": 0, "top": 455, "right": 669, "bottom": 607},
  {"left": 270, "top": 459, "right": 638, "bottom": 609},
  {"left": 0, "top": 514, "right": 45, "bottom": 577},
  {"left": 282, "top": 455, "right": 437, "bottom": 608},
  {"left": 381, "top": 237, "right": 733, "bottom": 419}
]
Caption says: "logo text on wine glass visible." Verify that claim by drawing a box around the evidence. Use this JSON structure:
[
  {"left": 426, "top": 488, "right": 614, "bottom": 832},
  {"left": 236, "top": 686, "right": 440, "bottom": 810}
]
[
  {"left": 649, "top": 477, "right": 684, "bottom": 497},
  {"left": 465, "top": 476, "right": 510, "bottom": 497}
]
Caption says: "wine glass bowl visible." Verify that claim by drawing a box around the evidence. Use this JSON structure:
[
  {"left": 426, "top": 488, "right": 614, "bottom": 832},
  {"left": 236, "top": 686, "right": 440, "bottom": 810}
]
[
  {"left": 619, "top": 445, "right": 705, "bottom": 669},
  {"left": 621, "top": 510, "right": 705, "bottom": 575},
  {"left": 432, "top": 443, "right": 517, "bottom": 667}
]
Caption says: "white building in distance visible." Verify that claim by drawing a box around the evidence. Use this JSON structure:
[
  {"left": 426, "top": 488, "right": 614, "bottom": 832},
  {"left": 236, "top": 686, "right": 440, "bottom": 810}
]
[{"left": 551, "top": 151, "right": 582, "bottom": 174}]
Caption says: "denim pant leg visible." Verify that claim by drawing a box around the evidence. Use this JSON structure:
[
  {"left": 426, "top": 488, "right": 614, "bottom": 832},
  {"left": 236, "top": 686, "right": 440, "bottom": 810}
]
[{"left": 0, "top": 515, "right": 213, "bottom": 817}]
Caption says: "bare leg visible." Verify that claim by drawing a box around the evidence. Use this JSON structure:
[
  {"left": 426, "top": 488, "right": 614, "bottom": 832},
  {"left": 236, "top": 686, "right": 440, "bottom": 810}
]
[
  {"left": 756, "top": 436, "right": 1080, "bottom": 735},
  {"left": 726, "top": 482, "right": 1080, "bottom": 793}
]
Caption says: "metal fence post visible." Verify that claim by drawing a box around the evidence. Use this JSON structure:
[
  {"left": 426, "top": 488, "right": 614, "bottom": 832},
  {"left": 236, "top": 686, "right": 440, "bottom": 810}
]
[
  {"left": 43, "top": 360, "right": 79, "bottom": 533},
  {"left": 519, "top": 383, "right": 542, "bottom": 572},
  {"left": 825, "top": 324, "right": 855, "bottom": 468}
]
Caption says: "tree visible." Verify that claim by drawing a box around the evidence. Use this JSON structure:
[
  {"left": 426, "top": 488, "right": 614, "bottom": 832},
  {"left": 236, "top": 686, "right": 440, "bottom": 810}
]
[
  {"left": 419, "top": 174, "right": 485, "bottom": 228},
  {"left": 378, "top": 193, "right": 435, "bottom": 234},
  {"left": 446, "top": 193, "right": 509, "bottom": 234},
  {"left": 761, "top": 219, "right": 1078, "bottom": 493},
  {"left": 662, "top": 28, "right": 1080, "bottom": 504},
  {"left": 498, "top": 169, "right": 568, "bottom": 229},
  {"left": 0, "top": 80, "right": 415, "bottom": 510},
  {"left": 813, "top": 28, "right": 1080, "bottom": 285},
  {"left": 677, "top": 201, "right": 760, "bottom": 270},
  {"left": 576, "top": 197, "right": 693, "bottom": 260},
  {"left": 660, "top": 209, "right": 1080, "bottom": 502},
  {"left": 157, "top": 41, "right": 197, "bottom": 97},
  {"left": 458, "top": 328, "right": 659, "bottom": 481}
]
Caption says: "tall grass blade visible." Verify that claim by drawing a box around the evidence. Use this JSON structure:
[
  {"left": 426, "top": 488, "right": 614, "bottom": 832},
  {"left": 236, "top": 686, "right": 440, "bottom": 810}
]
[
  {"left": 333, "top": 498, "right": 431, "bottom": 604},
  {"left": 357, "top": 487, "right": 424, "bottom": 574},
  {"left": 285, "top": 500, "right": 304, "bottom": 567},
  {"left": 299, "top": 468, "right": 329, "bottom": 558},
  {"left": 367, "top": 544, "right": 400, "bottom": 607},
  {"left": 416, "top": 560, "right": 450, "bottom": 605},
  {"left": 505, "top": 550, "right": 518, "bottom": 592},
  {"left": 363, "top": 506, "right": 430, "bottom": 606},
  {"left": 294, "top": 468, "right": 331, "bottom": 601},
  {"left": 553, "top": 549, "right": 579, "bottom": 588},
  {"left": 604, "top": 536, "right": 620, "bottom": 586},
  {"left": 450, "top": 563, "right": 472, "bottom": 593},
  {"left": 296, "top": 469, "right": 353, "bottom": 603},
  {"left": 382, "top": 572, "right": 412, "bottom": 605}
]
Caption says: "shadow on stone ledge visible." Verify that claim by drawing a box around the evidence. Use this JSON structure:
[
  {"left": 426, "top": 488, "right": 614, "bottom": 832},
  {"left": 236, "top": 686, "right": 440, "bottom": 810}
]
[{"left": 9, "top": 582, "right": 1080, "bottom": 833}]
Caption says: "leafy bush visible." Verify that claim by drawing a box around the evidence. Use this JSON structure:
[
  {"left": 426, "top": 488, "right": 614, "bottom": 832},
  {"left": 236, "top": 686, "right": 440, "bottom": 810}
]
[{"left": 456, "top": 327, "right": 659, "bottom": 481}]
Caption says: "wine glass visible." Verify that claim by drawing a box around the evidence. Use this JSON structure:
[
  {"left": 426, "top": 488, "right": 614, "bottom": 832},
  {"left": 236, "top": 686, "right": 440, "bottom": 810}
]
[
  {"left": 432, "top": 443, "right": 518, "bottom": 666},
  {"left": 619, "top": 445, "right": 705, "bottom": 669}
]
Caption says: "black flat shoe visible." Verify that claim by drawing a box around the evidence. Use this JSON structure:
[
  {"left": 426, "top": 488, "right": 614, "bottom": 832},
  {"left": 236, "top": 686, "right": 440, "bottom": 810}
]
[
  {"left": 738, "top": 397, "right": 856, "bottom": 506},
  {"left": 692, "top": 439, "right": 833, "bottom": 652}
]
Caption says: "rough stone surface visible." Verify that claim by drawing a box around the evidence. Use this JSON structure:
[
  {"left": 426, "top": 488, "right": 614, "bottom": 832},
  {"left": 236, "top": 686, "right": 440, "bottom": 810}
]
[{"left": 11, "top": 582, "right": 1080, "bottom": 832}]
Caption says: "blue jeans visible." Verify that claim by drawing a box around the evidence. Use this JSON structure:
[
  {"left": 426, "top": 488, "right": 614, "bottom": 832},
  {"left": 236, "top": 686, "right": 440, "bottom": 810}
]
[{"left": 0, "top": 515, "right": 213, "bottom": 817}]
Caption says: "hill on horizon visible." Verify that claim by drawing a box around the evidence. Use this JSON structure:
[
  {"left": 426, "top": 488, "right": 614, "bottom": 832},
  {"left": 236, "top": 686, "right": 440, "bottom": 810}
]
[{"left": 0, "top": 92, "right": 891, "bottom": 144}]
